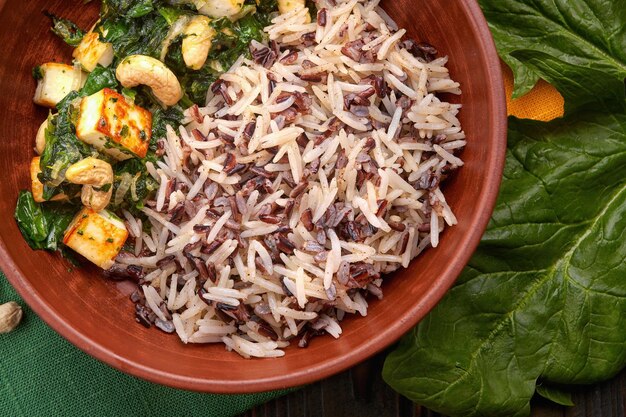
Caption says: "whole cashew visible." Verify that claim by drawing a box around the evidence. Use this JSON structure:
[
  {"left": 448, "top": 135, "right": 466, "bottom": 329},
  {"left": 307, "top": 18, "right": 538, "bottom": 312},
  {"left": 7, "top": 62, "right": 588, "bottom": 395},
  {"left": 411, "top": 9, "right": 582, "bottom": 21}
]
[
  {"left": 35, "top": 118, "right": 50, "bottom": 155},
  {"left": 182, "top": 16, "right": 216, "bottom": 70},
  {"left": 194, "top": 0, "right": 244, "bottom": 19},
  {"left": 116, "top": 55, "right": 183, "bottom": 106},
  {"left": 65, "top": 157, "right": 114, "bottom": 212}
]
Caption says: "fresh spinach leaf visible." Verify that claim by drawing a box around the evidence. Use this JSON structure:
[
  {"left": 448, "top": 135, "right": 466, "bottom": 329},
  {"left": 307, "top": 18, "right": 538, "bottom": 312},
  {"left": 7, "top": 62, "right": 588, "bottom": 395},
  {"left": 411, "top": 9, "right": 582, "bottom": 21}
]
[
  {"left": 14, "top": 191, "right": 77, "bottom": 251},
  {"left": 45, "top": 12, "right": 85, "bottom": 47},
  {"left": 535, "top": 384, "right": 574, "bottom": 407},
  {"left": 479, "top": 0, "right": 626, "bottom": 109},
  {"left": 383, "top": 2, "right": 626, "bottom": 416},
  {"left": 384, "top": 114, "right": 626, "bottom": 417}
]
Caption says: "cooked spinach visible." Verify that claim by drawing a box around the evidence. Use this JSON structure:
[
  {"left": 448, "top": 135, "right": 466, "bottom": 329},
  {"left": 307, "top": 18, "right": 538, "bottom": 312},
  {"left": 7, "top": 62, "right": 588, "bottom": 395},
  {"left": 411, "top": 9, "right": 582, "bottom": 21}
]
[
  {"left": 110, "top": 159, "right": 158, "bottom": 213},
  {"left": 45, "top": 12, "right": 85, "bottom": 47},
  {"left": 80, "top": 65, "right": 119, "bottom": 96},
  {"left": 383, "top": 1, "right": 626, "bottom": 416},
  {"left": 39, "top": 95, "right": 92, "bottom": 200},
  {"left": 14, "top": 191, "right": 77, "bottom": 251},
  {"left": 32, "top": 65, "right": 44, "bottom": 80},
  {"left": 255, "top": 0, "right": 278, "bottom": 17},
  {"left": 99, "top": 1, "right": 175, "bottom": 60},
  {"left": 163, "top": 39, "right": 219, "bottom": 105},
  {"left": 40, "top": 66, "right": 119, "bottom": 199},
  {"left": 161, "top": 8, "right": 273, "bottom": 105},
  {"left": 151, "top": 106, "right": 184, "bottom": 141},
  {"left": 20, "top": 0, "right": 278, "bottom": 253},
  {"left": 208, "top": 13, "right": 267, "bottom": 70},
  {"left": 56, "top": 65, "right": 118, "bottom": 110}
]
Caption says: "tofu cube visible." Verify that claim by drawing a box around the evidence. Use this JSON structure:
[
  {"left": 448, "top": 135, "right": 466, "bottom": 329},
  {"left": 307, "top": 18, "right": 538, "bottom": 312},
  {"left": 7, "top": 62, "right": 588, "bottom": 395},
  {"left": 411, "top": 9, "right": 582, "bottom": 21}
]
[
  {"left": 33, "top": 63, "right": 87, "bottom": 108},
  {"left": 76, "top": 88, "right": 152, "bottom": 160},
  {"left": 30, "top": 157, "right": 67, "bottom": 203},
  {"left": 63, "top": 208, "right": 129, "bottom": 270},
  {"left": 73, "top": 31, "right": 114, "bottom": 72}
]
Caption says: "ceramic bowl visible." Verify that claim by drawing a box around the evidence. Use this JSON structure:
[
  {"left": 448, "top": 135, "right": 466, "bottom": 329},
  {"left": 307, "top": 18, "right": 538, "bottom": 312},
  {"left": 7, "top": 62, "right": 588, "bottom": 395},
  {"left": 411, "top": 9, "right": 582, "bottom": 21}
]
[{"left": 0, "top": 0, "right": 506, "bottom": 393}]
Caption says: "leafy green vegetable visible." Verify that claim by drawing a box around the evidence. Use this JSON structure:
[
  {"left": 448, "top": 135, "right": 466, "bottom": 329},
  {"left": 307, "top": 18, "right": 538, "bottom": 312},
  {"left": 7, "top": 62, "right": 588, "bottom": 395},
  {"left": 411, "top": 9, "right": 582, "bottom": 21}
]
[
  {"left": 39, "top": 94, "right": 92, "bottom": 199},
  {"left": 162, "top": 9, "right": 272, "bottom": 105},
  {"left": 255, "top": 0, "right": 278, "bottom": 16},
  {"left": 481, "top": 0, "right": 626, "bottom": 108},
  {"left": 101, "top": 0, "right": 169, "bottom": 19},
  {"left": 45, "top": 12, "right": 85, "bottom": 47},
  {"left": 125, "top": 0, "right": 154, "bottom": 18},
  {"left": 383, "top": 1, "right": 626, "bottom": 416},
  {"left": 56, "top": 65, "right": 118, "bottom": 110},
  {"left": 80, "top": 65, "right": 119, "bottom": 96},
  {"left": 98, "top": 0, "right": 276, "bottom": 106},
  {"left": 32, "top": 66, "right": 44, "bottom": 80},
  {"left": 535, "top": 384, "right": 574, "bottom": 407},
  {"left": 40, "top": 66, "right": 119, "bottom": 199},
  {"left": 99, "top": 1, "right": 174, "bottom": 60},
  {"left": 208, "top": 13, "right": 267, "bottom": 70},
  {"left": 151, "top": 106, "right": 184, "bottom": 141},
  {"left": 110, "top": 159, "right": 158, "bottom": 213},
  {"left": 14, "top": 191, "right": 76, "bottom": 251},
  {"left": 385, "top": 113, "right": 626, "bottom": 417}
]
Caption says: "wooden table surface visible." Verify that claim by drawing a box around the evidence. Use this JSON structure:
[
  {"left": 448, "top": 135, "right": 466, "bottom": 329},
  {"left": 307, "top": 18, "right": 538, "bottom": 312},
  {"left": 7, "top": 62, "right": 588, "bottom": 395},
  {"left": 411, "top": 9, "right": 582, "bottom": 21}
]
[{"left": 240, "top": 351, "right": 626, "bottom": 417}]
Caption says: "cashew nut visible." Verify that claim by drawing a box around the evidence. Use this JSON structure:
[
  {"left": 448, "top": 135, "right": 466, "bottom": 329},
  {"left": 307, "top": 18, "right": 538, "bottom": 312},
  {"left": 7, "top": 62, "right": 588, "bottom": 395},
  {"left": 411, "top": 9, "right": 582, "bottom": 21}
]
[
  {"left": 182, "top": 16, "right": 216, "bottom": 70},
  {"left": 65, "top": 157, "right": 114, "bottom": 212},
  {"left": 194, "top": 0, "right": 244, "bottom": 19},
  {"left": 0, "top": 302, "right": 23, "bottom": 334},
  {"left": 35, "top": 117, "right": 50, "bottom": 155},
  {"left": 115, "top": 55, "right": 183, "bottom": 106}
]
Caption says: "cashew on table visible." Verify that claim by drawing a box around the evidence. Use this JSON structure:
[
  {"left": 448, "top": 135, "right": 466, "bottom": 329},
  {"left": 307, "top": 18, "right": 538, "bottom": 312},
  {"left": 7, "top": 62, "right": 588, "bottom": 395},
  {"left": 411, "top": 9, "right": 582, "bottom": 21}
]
[
  {"left": 182, "top": 16, "right": 216, "bottom": 70},
  {"left": 115, "top": 55, "right": 183, "bottom": 106},
  {"left": 65, "top": 157, "right": 114, "bottom": 212}
]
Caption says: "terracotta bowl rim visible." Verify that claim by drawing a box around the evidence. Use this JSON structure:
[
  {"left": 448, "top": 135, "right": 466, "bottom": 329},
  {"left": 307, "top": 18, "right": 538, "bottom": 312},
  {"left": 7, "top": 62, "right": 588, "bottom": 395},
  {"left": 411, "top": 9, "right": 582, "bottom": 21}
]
[{"left": 0, "top": 0, "right": 507, "bottom": 393}]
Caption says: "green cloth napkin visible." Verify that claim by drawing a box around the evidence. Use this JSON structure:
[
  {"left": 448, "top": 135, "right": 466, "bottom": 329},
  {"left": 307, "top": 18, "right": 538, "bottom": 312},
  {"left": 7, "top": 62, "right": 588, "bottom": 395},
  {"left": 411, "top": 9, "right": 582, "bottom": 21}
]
[{"left": 0, "top": 274, "right": 285, "bottom": 417}]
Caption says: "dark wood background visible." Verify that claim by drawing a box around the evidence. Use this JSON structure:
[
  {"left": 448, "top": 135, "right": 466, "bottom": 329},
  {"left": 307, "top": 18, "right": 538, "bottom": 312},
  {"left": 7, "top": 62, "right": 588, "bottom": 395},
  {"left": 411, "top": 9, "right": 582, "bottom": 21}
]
[{"left": 240, "top": 351, "right": 626, "bottom": 417}]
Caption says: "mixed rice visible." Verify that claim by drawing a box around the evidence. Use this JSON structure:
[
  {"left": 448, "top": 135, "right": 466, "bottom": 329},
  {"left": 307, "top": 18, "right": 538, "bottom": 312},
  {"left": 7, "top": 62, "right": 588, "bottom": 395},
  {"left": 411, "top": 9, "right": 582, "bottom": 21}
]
[{"left": 116, "top": 0, "right": 465, "bottom": 358}]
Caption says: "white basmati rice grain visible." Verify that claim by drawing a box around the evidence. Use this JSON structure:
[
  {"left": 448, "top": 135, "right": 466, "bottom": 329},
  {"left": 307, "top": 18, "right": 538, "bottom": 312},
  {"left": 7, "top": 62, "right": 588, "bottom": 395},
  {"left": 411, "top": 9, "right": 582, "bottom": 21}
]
[{"left": 122, "top": 0, "right": 464, "bottom": 359}]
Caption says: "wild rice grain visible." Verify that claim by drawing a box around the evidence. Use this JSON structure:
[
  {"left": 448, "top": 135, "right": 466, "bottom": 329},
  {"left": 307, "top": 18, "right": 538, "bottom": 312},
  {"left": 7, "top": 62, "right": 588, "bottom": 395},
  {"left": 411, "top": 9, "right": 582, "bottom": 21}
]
[{"left": 121, "top": 0, "right": 464, "bottom": 358}]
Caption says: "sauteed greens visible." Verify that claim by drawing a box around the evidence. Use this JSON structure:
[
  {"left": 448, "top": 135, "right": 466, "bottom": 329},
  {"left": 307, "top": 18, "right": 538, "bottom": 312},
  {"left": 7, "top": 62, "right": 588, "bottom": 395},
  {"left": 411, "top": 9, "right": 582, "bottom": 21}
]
[{"left": 17, "top": 0, "right": 278, "bottom": 267}]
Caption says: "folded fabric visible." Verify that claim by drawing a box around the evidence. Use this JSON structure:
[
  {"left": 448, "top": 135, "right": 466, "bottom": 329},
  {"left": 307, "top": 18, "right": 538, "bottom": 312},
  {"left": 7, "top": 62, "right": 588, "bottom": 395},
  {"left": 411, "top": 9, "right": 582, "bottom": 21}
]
[{"left": 0, "top": 274, "right": 286, "bottom": 417}]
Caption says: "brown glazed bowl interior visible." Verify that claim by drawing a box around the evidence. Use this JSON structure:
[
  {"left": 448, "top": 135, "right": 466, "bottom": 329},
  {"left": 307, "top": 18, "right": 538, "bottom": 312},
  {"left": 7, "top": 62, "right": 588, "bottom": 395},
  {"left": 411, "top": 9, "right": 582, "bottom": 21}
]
[{"left": 0, "top": 0, "right": 506, "bottom": 393}]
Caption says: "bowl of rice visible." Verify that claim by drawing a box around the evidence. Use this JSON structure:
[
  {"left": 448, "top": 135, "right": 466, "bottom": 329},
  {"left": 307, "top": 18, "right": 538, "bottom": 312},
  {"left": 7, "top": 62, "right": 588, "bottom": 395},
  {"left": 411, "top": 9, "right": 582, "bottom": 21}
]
[{"left": 0, "top": 0, "right": 506, "bottom": 392}]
